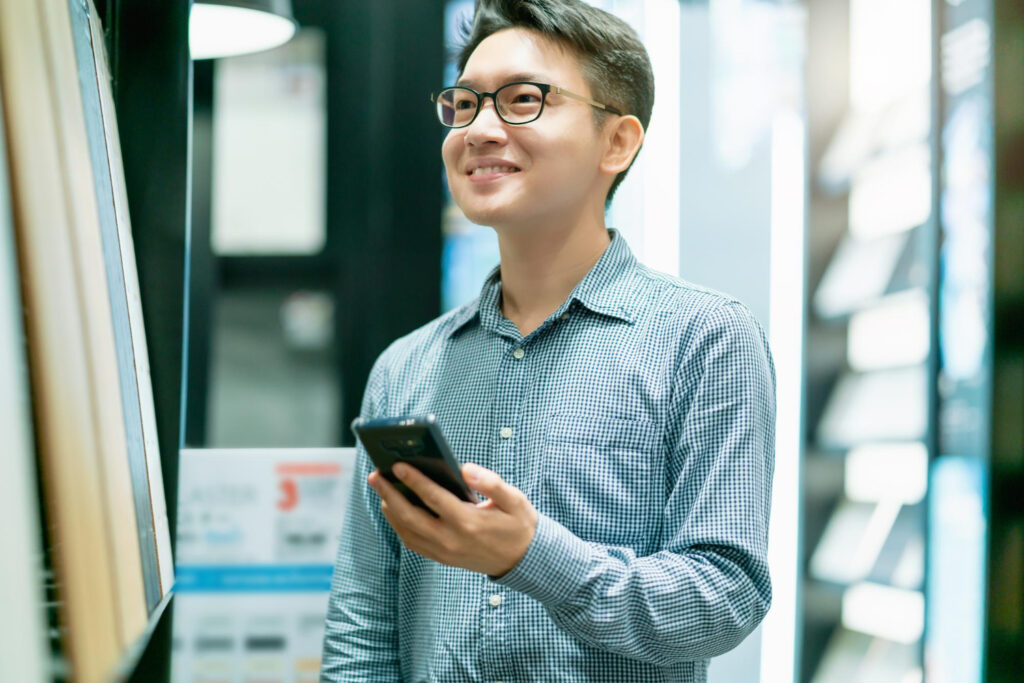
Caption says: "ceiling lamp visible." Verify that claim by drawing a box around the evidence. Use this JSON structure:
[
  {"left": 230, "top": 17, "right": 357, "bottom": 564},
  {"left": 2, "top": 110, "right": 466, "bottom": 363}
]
[{"left": 190, "top": 0, "right": 297, "bottom": 60}]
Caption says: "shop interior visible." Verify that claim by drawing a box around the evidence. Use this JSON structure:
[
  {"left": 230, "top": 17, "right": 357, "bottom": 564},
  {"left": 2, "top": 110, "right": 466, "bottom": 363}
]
[{"left": 0, "top": 0, "right": 1021, "bottom": 681}]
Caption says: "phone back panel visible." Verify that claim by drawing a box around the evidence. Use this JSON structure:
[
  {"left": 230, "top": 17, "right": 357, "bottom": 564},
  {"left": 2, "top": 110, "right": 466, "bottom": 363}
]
[{"left": 352, "top": 417, "right": 477, "bottom": 510}]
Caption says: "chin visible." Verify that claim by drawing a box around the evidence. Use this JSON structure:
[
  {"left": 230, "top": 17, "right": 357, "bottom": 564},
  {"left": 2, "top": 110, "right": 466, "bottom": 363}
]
[
  {"left": 459, "top": 205, "right": 507, "bottom": 228},
  {"left": 455, "top": 194, "right": 522, "bottom": 228}
]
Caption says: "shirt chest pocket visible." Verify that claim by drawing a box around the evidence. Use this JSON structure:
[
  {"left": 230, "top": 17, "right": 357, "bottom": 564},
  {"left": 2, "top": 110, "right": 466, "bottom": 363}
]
[{"left": 540, "top": 413, "right": 664, "bottom": 549}]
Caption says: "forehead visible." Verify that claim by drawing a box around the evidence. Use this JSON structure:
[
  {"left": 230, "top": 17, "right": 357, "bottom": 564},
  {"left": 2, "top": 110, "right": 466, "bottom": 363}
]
[{"left": 457, "top": 28, "right": 587, "bottom": 91}]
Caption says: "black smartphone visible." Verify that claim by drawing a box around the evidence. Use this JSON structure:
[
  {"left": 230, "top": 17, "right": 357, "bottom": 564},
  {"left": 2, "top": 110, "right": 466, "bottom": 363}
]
[{"left": 351, "top": 414, "right": 479, "bottom": 514}]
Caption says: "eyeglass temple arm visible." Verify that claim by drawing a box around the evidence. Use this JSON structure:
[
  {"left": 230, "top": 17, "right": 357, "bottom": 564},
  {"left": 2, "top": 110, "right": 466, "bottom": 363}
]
[{"left": 551, "top": 86, "right": 623, "bottom": 116}]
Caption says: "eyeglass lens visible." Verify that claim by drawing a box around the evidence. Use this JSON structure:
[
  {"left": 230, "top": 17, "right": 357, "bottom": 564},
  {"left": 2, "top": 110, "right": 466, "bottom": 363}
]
[{"left": 436, "top": 83, "right": 544, "bottom": 127}]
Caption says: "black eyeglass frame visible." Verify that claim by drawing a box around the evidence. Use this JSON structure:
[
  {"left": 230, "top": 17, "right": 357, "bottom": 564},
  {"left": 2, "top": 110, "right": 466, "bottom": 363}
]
[{"left": 430, "top": 81, "right": 624, "bottom": 128}]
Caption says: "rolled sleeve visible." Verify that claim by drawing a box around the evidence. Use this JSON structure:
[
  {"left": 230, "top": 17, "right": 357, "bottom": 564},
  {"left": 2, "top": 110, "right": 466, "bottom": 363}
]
[{"left": 491, "top": 513, "right": 593, "bottom": 607}]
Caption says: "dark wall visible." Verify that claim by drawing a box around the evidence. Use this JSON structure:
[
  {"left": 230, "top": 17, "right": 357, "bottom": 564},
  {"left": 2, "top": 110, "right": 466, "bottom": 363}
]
[
  {"left": 988, "top": 1, "right": 1024, "bottom": 678},
  {"left": 319, "top": 0, "right": 445, "bottom": 442},
  {"left": 102, "top": 1, "right": 191, "bottom": 679},
  {"left": 104, "top": 0, "right": 191, "bottom": 555},
  {"left": 187, "top": 1, "right": 446, "bottom": 446}
]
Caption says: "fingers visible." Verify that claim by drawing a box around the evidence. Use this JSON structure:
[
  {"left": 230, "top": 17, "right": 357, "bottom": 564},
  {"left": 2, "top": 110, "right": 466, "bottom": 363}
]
[
  {"left": 378, "top": 498, "right": 444, "bottom": 561},
  {"left": 370, "top": 471, "right": 456, "bottom": 563},
  {"left": 368, "top": 470, "right": 440, "bottom": 536},
  {"left": 462, "top": 463, "right": 522, "bottom": 511},
  {"left": 391, "top": 463, "right": 464, "bottom": 518}
]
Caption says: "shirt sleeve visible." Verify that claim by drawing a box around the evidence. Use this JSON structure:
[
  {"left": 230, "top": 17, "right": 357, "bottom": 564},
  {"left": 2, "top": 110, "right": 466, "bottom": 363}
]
[
  {"left": 492, "top": 301, "right": 776, "bottom": 666},
  {"left": 320, "top": 354, "right": 403, "bottom": 681}
]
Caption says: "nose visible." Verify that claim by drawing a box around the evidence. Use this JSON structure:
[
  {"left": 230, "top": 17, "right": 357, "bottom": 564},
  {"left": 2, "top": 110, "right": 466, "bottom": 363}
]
[{"left": 464, "top": 97, "right": 508, "bottom": 147}]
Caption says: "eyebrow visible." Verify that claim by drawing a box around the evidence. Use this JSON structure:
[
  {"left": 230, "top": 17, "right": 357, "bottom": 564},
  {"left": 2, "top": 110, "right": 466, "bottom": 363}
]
[{"left": 455, "top": 72, "right": 547, "bottom": 89}]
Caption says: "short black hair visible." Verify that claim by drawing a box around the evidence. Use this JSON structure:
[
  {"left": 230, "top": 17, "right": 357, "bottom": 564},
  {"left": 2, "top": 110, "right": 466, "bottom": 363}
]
[{"left": 456, "top": 0, "right": 655, "bottom": 204}]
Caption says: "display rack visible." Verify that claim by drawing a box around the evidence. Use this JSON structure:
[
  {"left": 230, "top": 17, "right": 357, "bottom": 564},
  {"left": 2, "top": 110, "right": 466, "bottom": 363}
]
[
  {"left": 803, "top": 0, "right": 939, "bottom": 678},
  {"left": 802, "top": 0, "right": 1020, "bottom": 680}
]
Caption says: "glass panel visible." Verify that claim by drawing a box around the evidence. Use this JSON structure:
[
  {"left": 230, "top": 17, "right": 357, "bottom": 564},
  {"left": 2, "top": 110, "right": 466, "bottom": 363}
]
[
  {"left": 210, "top": 28, "right": 327, "bottom": 256},
  {"left": 206, "top": 289, "right": 339, "bottom": 447}
]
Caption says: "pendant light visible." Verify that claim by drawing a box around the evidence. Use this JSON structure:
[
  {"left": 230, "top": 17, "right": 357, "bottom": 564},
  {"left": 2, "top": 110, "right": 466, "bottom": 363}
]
[{"left": 190, "top": 0, "right": 297, "bottom": 60}]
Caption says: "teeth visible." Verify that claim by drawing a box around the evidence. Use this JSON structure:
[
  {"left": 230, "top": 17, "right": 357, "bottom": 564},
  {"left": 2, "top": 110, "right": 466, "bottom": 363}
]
[{"left": 472, "top": 166, "right": 519, "bottom": 175}]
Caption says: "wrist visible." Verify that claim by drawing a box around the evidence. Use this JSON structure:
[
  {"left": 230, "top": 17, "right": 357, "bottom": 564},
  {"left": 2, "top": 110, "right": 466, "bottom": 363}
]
[{"left": 490, "top": 508, "right": 538, "bottom": 578}]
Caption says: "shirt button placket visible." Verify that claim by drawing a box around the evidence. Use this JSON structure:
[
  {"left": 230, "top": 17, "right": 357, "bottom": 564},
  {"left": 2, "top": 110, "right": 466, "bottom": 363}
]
[{"left": 486, "top": 342, "right": 526, "bottom": 682}]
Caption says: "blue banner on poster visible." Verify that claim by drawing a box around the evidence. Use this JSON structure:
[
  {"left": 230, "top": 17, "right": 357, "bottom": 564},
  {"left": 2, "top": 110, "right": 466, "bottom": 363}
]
[{"left": 174, "top": 565, "right": 334, "bottom": 593}]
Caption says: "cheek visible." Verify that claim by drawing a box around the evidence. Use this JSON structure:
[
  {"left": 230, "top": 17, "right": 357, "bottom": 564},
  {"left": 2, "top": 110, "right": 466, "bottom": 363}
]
[
  {"left": 442, "top": 142, "right": 466, "bottom": 191},
  {"left": 441, "top": 132, "right": 461, "bottom": 168}
]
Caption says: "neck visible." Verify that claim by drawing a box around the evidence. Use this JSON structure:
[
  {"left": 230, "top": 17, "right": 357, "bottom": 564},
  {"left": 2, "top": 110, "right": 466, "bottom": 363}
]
[{"left": 494, "top": 204, "right": 611, "bottom": 334}]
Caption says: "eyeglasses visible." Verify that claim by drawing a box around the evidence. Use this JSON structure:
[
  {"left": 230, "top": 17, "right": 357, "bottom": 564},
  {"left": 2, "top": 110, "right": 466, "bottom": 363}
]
[{"left": 430, "top": 81, "right": 623, "bottom": 128}]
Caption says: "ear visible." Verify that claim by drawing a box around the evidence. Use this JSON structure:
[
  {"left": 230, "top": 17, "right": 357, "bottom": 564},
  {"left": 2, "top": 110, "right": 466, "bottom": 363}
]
[{"left": 599, "top": 114, "right": 645, "bottom": 176}]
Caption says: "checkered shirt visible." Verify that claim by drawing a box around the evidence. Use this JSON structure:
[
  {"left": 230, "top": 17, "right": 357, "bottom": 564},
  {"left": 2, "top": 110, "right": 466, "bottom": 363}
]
[{"left": 321, "top": 229, "right": 776, "bottom": 682}]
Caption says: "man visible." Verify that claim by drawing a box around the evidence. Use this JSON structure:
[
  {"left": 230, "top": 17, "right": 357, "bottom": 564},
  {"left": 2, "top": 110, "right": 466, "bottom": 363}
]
[{"left": 321, "top": 0, "right": 776, "bottom": 680}]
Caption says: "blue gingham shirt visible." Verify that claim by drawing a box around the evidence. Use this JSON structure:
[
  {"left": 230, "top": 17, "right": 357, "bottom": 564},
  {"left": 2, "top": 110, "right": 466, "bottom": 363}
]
[{"left": 322, "top": 229, "right": 776, "bottom": 682}]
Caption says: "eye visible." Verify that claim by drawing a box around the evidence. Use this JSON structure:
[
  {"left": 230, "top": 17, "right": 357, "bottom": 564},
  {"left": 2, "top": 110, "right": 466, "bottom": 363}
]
[
  {"left": 454, "top": 99, "right": 477, "bottom": 110},
  {"left": 512, "top": 93, "right": 540, "bottom": 104}
]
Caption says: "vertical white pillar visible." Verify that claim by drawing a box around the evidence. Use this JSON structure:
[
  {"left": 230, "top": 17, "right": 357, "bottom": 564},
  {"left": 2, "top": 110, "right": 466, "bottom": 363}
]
[
  {"left": 760, "top": 109, "right": 806, "bottom": 683},
  {"left": 640, "top": 0, "right": 681, "bottom": 276}
]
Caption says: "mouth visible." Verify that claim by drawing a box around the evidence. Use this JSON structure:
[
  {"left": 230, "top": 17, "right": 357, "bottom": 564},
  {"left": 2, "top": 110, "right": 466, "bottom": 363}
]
[
  {"left": 466, "top": 165, "right": 521, "bottom": 183},
  {"left": 467, "top": 165, "right": 521, "bottom": 176}
]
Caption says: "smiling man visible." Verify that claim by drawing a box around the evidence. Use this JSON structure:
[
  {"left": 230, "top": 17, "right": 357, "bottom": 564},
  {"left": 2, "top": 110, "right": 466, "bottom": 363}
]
[{"left": 321, "top": 1, "right": 776, "bottom": 681}]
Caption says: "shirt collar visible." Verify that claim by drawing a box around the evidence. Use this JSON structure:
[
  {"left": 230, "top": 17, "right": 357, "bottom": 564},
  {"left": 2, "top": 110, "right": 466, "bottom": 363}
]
[{"left": 447, "top": 228, "right": 638, "bottom": 339}]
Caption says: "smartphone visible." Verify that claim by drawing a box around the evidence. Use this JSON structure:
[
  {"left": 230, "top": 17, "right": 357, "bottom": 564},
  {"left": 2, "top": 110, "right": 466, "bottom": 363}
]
[{"left": 351, "top": 414, "right": 479, "bottom": 514}]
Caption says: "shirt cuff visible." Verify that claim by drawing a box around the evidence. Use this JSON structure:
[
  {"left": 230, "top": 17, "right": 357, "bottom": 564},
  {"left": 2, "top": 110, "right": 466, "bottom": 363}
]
[{"left": 489, "top": 513, "right": 594, "bottom": 608}]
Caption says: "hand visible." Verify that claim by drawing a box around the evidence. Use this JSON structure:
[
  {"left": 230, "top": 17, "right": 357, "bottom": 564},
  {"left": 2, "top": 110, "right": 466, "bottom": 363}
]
[{"left": 367, "top": 462, "right": 538, "bottom": 577}]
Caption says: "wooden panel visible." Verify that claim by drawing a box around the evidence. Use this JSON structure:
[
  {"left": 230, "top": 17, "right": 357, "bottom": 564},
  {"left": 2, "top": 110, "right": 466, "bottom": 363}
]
[
  {"left": 73, "top": 0, "right": 175, "bottom": 607},
  {"left": 65, "top": 0, "right": 159, "bottom": 612},
  {"left": 0, "top": 0, "right": 152, "bottom": 677},
  {"left": 88, "top": 0, "right": 175, "bottom": 600},
  {"left": 0, "top": 0, "right": 122, "bottom": 677},
  {"left": 37, "top": 0, "right": 149, "bottom": 644},
  {"left": 0, "top": 81, "right": 49, "bottom": 683}
]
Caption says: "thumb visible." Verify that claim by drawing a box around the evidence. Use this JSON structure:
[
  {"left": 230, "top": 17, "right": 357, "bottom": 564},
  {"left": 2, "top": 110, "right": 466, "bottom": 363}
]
[{"left": 463, "top": 463, "right": 521, "bottom": 510}]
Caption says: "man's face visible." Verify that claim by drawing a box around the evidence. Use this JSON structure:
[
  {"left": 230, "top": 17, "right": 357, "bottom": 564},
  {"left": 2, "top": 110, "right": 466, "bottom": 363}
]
[{"left": 441, "top": 28, "right": 607, "bottom": 230}]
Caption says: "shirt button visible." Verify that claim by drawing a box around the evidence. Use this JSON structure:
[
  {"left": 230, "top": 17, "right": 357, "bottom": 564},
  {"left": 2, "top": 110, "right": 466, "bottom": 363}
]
[
  {"left": 489, "top": 593, "right": 503, "bottom": 607},
  {"left": 499, "top": 427, "right": 513, "bottom": 439},
  {"left": 512, "top": 347, "right": 525, "bottom": 360},
  {"left": 560, "top": 312, "right": 570, "bottom": 321}
]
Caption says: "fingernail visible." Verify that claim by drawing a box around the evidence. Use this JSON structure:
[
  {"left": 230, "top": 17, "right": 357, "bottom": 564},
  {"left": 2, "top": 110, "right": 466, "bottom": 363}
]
[
  {"left": 393, "top": 463, "right": 407, "bottom": 479},
  {"left": 464, "top": 463, "right": 478, "bottom": 482}
]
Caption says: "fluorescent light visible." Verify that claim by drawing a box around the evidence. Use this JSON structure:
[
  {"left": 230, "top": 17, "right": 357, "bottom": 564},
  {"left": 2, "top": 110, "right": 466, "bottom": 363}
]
[
  {"left": 810, "top": 500, "right": 900, "bottom": 585},
  {"left": 813, "top": 231, "right": 909, "bottom": 319},
  {"left": 941, "top": 19, "right": 991, "bottom": 95},
  {"left": 816, "top": 366, "right": 928, "bottom": 448},
  {"left": 849, "top": 144, "right": 931, "bottom": 239},
  {"left": 850, "top": 0, "right": 930, "bottom": 113},
  {"left": 847, "top": 288, "right": 930, "bottom": 371},
  {"left": 817, "top": 108, "right": 880, "bottom": 191},
  {"left": 845, "top": 442, "right": 928, "bottom": 504},
  {"left": 812, "top": 628, "right": 921, "bottom": 682},
  {"left": 190, "top": 3, "right": 297, "bottom": 60},
  {"left": 901, "top": 668, "right": 924, "bottom": 683},
  {"left": 842, "top": 582, "right": 924, "bottom": 644},
  {"left": 818, "top": 90, "right": 930, "bottom": 192},
  {"left": 855, "top": 500, "right": 903, "bottom": 576}
]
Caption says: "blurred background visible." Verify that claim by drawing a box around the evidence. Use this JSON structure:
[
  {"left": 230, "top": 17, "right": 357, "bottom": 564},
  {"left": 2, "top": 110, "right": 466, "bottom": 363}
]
[{"left": 2, "top": 0, "right": 1021, "bottom": 681}]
